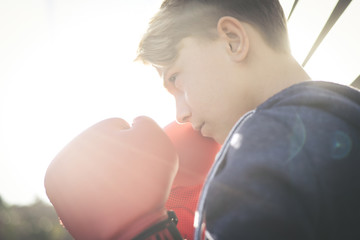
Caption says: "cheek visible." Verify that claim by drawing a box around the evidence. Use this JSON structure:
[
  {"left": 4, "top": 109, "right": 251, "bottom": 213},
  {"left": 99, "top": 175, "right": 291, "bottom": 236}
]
[
  {"left": 182, "top": 68, "right": 229, "bottom": 113},
  {"left": 185, "top": 85, "right": 210, "bottom": 110}
]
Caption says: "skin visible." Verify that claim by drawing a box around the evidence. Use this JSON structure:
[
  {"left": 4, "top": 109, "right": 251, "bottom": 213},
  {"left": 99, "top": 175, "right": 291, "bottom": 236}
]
[{"left": 157, "top": 17, "right": 310, "bottom": 144}]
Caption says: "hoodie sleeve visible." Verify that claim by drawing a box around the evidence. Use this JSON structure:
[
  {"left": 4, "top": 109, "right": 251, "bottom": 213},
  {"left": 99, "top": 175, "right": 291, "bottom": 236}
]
[{"left": 203, "top": 105, "right": 360, "bottom": 240}]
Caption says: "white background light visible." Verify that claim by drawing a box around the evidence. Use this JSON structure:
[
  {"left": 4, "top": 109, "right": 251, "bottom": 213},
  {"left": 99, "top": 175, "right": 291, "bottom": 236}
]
[{"left": 0, "top": 0, "right": 359, "bottom": 205}]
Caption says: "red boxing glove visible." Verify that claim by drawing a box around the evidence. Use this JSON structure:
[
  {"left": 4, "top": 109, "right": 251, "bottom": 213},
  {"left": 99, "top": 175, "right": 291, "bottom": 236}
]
[
  {"left": 164, "top": 122, "right": 221, "bottom": 240},
  {"left": 164, "top": 122, "right": 221, "bottom": 187},
  {"left": 45, "top": 116, "right": 182, "bottom": 240}
]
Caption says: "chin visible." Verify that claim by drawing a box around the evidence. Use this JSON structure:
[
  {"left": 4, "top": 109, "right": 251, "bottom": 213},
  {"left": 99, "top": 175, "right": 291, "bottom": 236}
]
[
  {"left": 212, "top": 132, "right": 226, "bottom": 145},
  {"left": 214, "top": 136, "right": 224, "bottom": 145},
  {"left": 202, "top": 132, "right": 219, "bottom": 144},
  {"left": 201, "top": 127, "right": 221, "bottom": 144}
]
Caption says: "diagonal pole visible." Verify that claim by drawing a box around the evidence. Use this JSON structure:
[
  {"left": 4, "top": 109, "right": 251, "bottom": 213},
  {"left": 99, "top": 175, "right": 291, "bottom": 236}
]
[
  {"left": 350, "top": 75, "right": 360, "bottom": 89},
  {"left": 287, "top": 0, "right": 299, "bottom": 21},
  {"left": 302, "top": 0, "right": 352, "bottom": 67}
]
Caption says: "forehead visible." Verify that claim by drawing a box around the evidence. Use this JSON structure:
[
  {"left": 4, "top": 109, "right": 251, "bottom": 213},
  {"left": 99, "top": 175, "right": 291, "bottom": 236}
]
[
  {"left": 152, "top": 38, "right": 193, "bottom": 80},
  {"left": 156, "top": 37, "right": 224, "bottom": 93},
  {"left": 155, "top": 37, "right": 211, "bottom": 72}
]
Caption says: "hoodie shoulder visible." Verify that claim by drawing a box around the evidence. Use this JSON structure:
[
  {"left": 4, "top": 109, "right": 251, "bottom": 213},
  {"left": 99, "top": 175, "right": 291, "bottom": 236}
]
[{"left": 257, "top": 81, "right": 360, "bottom": 129}]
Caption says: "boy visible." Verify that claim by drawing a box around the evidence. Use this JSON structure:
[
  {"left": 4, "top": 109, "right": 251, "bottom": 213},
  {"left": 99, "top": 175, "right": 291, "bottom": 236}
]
[{"left": 137, "top": 0, "right": 360, "bottom": 239}]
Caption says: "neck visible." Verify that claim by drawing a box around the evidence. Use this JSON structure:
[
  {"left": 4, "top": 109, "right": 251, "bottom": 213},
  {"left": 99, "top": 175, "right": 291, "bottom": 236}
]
[{"left": 250, "top": 51, "right": 311, "bottom": 107}]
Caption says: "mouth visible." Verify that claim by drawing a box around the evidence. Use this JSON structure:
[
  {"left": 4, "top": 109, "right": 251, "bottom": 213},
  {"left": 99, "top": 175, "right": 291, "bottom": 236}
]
[{"left": 193, "top": 122, "right": 205, "bottom": 134}]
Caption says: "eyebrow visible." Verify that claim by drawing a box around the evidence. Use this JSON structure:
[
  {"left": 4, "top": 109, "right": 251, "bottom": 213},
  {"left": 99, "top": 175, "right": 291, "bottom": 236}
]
[
  {"left": 155, "top": 65, "right": 173, "bottom": 89},
  {"left": 163, "top": 73, "right": 170, "bottom": 90}
]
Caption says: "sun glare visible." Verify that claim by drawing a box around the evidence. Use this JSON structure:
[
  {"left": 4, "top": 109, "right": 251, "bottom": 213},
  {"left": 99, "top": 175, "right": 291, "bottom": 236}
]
[
  {"left": 0, "top": 0, "right": 359, "bottom": 206},
  {"left": 0, "top": 0, "right": 173, "bottom": 205}
]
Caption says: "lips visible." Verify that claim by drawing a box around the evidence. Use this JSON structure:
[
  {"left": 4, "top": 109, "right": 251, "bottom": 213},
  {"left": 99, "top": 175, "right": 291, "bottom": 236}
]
[{"left": 193, "top": 122, "right": 205, "bottom": 133}]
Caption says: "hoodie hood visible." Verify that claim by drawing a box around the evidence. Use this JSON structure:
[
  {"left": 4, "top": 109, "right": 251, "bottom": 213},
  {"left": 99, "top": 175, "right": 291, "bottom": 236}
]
[{"left": 258, "top": 81, "right": 360, "bottom": 130}]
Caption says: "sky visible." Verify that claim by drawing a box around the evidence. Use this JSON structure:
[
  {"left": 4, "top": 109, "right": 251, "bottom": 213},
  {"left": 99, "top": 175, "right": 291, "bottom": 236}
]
[{"left": 0, "top": 0, "right": 359, "bottom": 206}]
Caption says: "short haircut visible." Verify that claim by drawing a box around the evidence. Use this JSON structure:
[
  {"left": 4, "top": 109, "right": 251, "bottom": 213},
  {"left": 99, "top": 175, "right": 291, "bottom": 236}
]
[{"left": 136, "top": 0, "right": 290, "bottom": 67}]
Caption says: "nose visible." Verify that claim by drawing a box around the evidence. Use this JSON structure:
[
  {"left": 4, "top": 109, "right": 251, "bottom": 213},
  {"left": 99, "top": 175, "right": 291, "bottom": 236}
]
[{"left": 175, "top": 95, "right": 191, "bottom": 124}]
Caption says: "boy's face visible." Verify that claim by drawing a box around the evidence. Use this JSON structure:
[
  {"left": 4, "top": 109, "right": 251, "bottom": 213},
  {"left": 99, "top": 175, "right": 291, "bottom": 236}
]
[{"left": 159, "top": 37, "right": 255, "bottom": 144}]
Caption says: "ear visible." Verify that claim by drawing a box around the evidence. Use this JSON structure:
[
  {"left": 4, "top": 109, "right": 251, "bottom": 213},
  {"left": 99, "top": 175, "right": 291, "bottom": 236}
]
[{"left": 217, "top": 16, "right": 249, "bottom": 62}]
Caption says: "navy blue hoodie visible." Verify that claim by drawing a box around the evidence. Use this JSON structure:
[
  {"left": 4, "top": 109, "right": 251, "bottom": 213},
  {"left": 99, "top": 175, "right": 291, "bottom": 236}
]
[{"left": 195, "top": 81, "right": 360, "bottom": 239}]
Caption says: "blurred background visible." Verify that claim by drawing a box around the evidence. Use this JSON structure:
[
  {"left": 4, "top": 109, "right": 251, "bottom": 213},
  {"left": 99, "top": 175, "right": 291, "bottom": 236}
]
[{"left": 0, "top": 0, "right": 359, "bottom": 238}]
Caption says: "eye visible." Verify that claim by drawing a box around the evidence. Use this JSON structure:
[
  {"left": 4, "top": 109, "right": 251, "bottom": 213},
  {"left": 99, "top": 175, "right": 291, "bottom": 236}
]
[{"left": 168, "top": 73, "right": 177, "bottom": 83}]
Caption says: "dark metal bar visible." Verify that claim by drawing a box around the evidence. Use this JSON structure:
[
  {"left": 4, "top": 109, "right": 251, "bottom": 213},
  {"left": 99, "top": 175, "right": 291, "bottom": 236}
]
[
  {"left": 350, "top": 75, "right": 360, "bottom": 89},
  {"left": 302, "top": 0, "right": 352, "bottom": 67},
  {"left": 287, "top": 0, "right": 299, "bottom": 21}
]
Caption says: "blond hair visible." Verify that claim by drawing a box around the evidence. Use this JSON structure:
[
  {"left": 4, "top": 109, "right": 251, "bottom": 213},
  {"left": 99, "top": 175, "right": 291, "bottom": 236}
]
[{"left": 137, "top": 0, "right": 290, "bottom": 67}]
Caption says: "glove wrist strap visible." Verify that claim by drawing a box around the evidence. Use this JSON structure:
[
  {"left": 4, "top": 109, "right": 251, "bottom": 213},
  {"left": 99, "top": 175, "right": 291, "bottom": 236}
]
[{"left": 132, "top": 211, "right": 183, "bottom": 240}]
